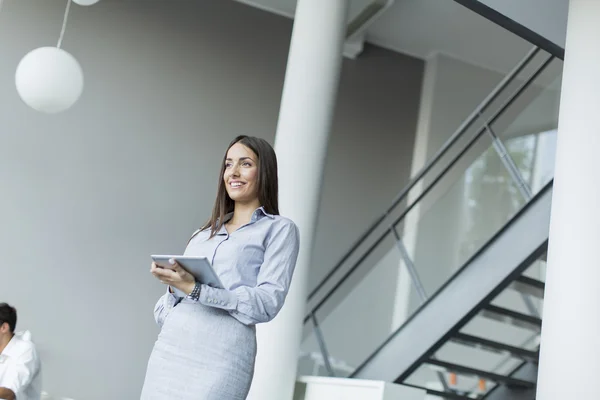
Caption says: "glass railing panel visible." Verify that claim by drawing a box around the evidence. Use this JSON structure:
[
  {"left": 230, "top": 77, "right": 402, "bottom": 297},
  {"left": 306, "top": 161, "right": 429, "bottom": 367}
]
[
  {"left": 414, "top": 48, "right": 556, "bottom": 197},
  {"left": 407, "top": 133, "right": 530, "bottom": 298},
  {"left": 306, "top": 209, "right": 399, "bottom": 315},
  {"left": 302, "top": 233, "right": 401, "bottom": 377},
  {"left": 297, "top": 317, "right": 357, "bottom": 378},
  {"left": 306, "top": 131, "right": 497, "bottom": 364},
  {"left": 304, "top": 131, "right": 536, "bottom": 378},
  {"left": 492, "top": 57, "right": 563, "bottom": 198},
  {"left": 305, "top": 48, "right": 557, "bottom": 318}
]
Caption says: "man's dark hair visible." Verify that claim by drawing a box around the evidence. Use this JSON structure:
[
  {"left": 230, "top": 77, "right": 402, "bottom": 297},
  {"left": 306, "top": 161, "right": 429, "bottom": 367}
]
[{"left": 0, "top": 303, "right": 17, "bottom": 333}]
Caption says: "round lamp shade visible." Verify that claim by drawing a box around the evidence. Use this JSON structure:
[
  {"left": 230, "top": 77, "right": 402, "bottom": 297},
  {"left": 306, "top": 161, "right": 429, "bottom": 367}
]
[
  {"left": 73, "top": 0, "right": 101, "bottom": 5},
  {"left": 15, "top": 47, "right": 84, "bottom": 114}
]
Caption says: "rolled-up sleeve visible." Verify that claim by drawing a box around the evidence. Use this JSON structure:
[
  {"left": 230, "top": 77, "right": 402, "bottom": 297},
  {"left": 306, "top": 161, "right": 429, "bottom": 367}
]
[
  {"left": 153, "top": 288, "right": 178, "bottom": 327},
  {"left": 198, "top": 220, "right": 300, "bottom": 325},
  {"left": 2, "top": 348, "right": 39, "bottom": 398}
]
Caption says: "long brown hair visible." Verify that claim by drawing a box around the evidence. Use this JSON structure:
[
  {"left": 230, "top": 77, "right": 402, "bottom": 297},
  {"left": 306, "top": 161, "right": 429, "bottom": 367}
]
[{"left": 201, "top": 135, "right": 279, "bottom": 238}]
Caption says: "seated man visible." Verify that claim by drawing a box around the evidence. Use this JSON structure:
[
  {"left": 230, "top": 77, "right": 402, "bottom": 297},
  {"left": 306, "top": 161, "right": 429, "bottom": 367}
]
[{"left": 0, "top": 304, "right": 41, "bottom": 400}]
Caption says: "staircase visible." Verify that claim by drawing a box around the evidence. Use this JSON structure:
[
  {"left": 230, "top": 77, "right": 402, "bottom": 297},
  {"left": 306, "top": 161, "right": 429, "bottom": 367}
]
[
  {"left": 353, "top": 184, "right": 550, "bottom": 399},
  {"left": 297, "top": 44, "right": 562, "bottom": 400}
]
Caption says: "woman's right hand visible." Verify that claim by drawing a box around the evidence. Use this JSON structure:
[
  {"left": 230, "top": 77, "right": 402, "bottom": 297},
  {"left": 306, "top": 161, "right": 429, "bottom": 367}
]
[
  {"left": 150, "top": 261, "right": 196, "bottom": 295},
  {"left": 150, "top": 262, "right": 167, "bottom": 282},
  {"left": 151, "top": 262, "right": 175, "bottom": 293}
]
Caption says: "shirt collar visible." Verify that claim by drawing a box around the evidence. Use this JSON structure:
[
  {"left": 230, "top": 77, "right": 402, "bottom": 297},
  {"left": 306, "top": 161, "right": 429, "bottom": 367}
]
[
  {"left": 224, "top": 207, "right": 275, "bottom": 223},
  {"left": 216, "top": 207, "right": 275, "bottom": 235},
  {"left": 255, "top": 206, "right": 275, "bottom": 220},
  {"left": 1, "top": 335, "right": 23, "bottom": 358}
]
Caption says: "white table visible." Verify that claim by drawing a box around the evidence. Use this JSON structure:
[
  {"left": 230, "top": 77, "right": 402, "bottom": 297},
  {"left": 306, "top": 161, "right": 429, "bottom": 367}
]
[{"left": 294, "top": 376, "right": 426, "bottom": 400}]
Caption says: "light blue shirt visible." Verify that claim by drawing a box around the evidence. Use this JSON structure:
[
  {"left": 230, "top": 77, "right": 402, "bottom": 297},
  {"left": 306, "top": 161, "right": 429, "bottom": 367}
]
[{"left": 154, "top": 207, "right": 300, "bottom": 326}]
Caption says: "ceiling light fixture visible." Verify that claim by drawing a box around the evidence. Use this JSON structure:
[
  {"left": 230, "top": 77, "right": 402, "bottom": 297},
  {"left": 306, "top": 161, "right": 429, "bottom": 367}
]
[{"left": 15, "top": 0, "right": 99, "bottom": 114}]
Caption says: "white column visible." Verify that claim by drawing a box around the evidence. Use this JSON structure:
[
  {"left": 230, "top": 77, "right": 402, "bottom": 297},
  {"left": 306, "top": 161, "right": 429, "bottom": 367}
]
[
  {"left": 536, "top": 1, "right": 600, "bottom": 399},
  {"left": 247, "top": 1, "right": 349, "bottom": 400}
]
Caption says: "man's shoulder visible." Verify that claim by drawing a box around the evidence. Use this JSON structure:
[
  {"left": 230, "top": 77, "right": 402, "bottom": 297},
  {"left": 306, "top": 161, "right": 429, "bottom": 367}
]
[{"left": 3, "top": 335, "right": 37, "bottom": 359}]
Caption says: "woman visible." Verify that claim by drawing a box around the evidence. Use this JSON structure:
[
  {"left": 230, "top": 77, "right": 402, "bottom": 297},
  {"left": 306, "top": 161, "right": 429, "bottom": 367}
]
[{"left": 141, "top": 135, "right": 300, "bottom": 400}]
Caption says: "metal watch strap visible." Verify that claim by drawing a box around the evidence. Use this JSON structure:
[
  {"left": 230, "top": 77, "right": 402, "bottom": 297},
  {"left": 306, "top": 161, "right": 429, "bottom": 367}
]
[{"left": 188, "top": 281, "right": 201, "bottom": 301}]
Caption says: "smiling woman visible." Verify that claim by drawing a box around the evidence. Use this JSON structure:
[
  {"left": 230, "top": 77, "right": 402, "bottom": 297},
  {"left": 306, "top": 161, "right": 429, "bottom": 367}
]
[
  {"left": 140, "top": 136, "right": 300, "bottom": 400},
  {"left": 203, "top": 136, "right": 280, "bottom": 238}
]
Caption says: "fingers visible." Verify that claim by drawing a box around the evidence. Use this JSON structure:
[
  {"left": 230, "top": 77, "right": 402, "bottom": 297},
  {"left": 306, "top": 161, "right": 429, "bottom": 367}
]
[
  {"left": 151, "top": 262, "right": 165, "bottom": 277},
  {"left": 150, "top": 260, "right": 187, "bottom": 287},
  {"left": 169, "top": 260, "right": 192, "bottom": 278},
  {"left": 169, "top": 259, "right": 182, "bottom": 271},
  {"left": 154, "top": 267, "right": 176, "bottom": 278}
]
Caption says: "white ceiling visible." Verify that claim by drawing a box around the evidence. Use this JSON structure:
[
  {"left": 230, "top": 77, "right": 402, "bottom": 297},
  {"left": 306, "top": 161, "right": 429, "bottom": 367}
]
[
  {"left": 477, "top": 0, "right": 568, "bottom": 48},
  {"left": 235, "top": 0, "right": 535, "bottom": 74},
  {"left": 235, "top": 0, "right": 376, "bottom": 24}
]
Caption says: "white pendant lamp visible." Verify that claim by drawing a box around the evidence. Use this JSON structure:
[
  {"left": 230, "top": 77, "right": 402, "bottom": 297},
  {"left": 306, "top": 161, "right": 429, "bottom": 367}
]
[
  {"left": 15, "top": 0, "right": 99, "bottom": 114},
  {"left": 73, "top": 0, "right": 100, "bottom": 5},
  {"left": 15, "top": 46, "right": 83, "bottom": 114}
]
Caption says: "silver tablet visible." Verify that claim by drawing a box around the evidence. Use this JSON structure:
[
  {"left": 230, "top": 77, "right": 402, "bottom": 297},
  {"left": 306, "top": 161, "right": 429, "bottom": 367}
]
[{"left": 151, "top": 255, "right": 224, "bottom": 297}]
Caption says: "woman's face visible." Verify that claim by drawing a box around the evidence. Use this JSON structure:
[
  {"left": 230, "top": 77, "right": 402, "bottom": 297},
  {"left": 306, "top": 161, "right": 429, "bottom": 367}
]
[{"left": 224, "top": 142, "right": 260, "bottom": 204}]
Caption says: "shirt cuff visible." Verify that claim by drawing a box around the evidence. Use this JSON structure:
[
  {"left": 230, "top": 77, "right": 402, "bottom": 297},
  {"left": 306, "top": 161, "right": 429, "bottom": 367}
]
[{"left": 199, "top": 284, "right": 238, "bottom": 310}]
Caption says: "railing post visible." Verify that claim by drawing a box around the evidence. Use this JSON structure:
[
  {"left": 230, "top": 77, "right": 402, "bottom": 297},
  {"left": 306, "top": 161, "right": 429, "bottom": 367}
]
[
  {"left": 310, "top": 313, "right": 336, "bottom": 377},
  {"left": 390, "top": 225, "right": 428, "bottom": 304},
  {"left": 480, "top": 115, "right": 533, "bottom": 201},
  {"left": 389, "top": 225, "right": 450, "bottom": 392}
]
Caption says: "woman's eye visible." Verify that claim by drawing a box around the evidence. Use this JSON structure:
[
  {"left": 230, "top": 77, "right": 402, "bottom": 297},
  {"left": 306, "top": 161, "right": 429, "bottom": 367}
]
[
  {"left": 243, "top": 162, "right": 251, "bottom": 167},
  {"left": 225, "top": 163, "right": 232, "bottom": 168}
]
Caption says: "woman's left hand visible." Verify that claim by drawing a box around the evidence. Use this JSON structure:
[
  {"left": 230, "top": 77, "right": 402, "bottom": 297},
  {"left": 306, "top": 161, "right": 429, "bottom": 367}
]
[{"left": 151, "top": 260, "right": 196, "bottom": 295}]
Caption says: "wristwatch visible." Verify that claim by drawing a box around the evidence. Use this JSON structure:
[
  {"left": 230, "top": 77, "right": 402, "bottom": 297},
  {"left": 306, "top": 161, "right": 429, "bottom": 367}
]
[{"left": 187, "top": 281, "right": 201, "bottom": 301}]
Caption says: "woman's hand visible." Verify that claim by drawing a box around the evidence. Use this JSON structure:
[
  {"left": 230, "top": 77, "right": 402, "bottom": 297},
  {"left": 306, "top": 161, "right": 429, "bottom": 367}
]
[{"left": 151, "top": 260, "right": 196, "bottom": 295}]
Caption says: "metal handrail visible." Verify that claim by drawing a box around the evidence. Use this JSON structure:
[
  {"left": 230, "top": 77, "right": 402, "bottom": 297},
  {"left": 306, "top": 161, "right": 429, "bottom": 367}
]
[
  {"left": 305, "top": 47, "right": 555, "bottom": 323},
  {"left": 307, "top": 46, "right": 541, "bottom": 303}
]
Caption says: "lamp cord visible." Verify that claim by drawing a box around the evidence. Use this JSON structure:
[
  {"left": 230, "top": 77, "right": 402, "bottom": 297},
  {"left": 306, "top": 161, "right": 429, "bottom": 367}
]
[{"left": 57, "top": 0, "right": 72, "bottom": 49}]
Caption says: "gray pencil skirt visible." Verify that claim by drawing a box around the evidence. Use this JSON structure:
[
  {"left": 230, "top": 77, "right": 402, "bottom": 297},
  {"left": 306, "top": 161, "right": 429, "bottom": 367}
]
[{"left": 140, "top": 299, "right": 257, "bottom": 400}]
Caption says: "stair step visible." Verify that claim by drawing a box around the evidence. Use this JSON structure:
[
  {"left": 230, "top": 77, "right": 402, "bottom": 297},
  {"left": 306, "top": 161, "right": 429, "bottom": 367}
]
[
  {"left": 452, "top": 332, "right": 539, "bottom": 363},
  {"left": 482, "top": 305, "right": 542, "bottom": 331},
  {"left": 511, "top": 275, "right": 545, "bottom": 299},
  {"left": 425, "top": 358, "right": 535, "bottom": 389}
]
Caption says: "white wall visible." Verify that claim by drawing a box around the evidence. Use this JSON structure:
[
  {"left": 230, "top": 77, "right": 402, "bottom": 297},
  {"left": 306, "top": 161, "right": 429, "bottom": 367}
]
[
  {"left": 476, "top": 0, "right": 569, "bottom": 47},
  {"left": 0, "top": 1, "right": 422, "bottom": 398}
]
